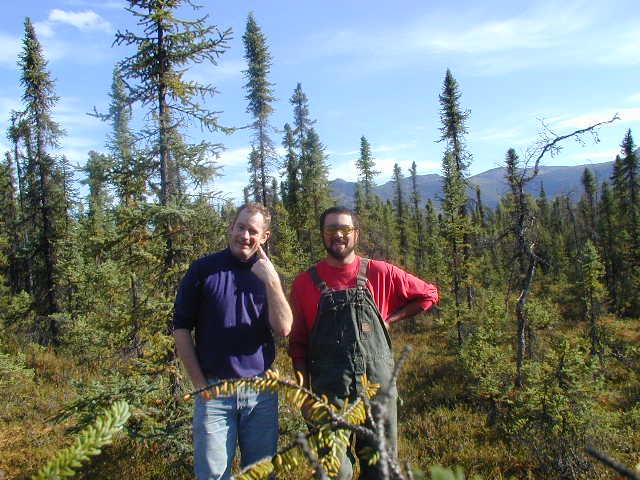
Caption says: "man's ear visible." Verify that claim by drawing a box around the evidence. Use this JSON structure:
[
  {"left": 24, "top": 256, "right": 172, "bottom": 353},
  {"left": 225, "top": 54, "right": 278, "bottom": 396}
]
[{"left": 260, "top": 229, "right": 271, "bottom": 245}]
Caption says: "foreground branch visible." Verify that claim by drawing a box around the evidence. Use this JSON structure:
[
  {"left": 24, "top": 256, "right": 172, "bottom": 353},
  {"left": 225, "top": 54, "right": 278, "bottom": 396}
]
[{"left": 586, "top": 445, "right": 640, "bottom": 480}]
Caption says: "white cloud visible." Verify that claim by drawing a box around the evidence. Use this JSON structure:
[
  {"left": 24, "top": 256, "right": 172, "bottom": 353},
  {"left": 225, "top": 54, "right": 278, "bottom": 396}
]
[
  {"left": 31, "top": 9, "right": 112, "bottom": 43},
  {"left": 48, "top": 9, "right": 112, "bottom": 33},
  {"left": 304, "top": 1, "right": 637, "bottom": 75},
  {"left": 329, "top": 158, "right": 358, "bottom": 182},
  {"left": 62, "top": 0, "right": 124, "bottom": 9},
  {"left": 473, "top": 126, "right": 526, "bottom": 143},
  {"left": 373, "top": 143, "right": 415, "bottom": 153},
  {"left": 0, "top": 33, "right": 21, "bottom": 67},
  {"left": 565, "top": 148, "right": 619, "bottom": 162},
  {"left": 551, "top": 108, "right": 640, "bottom": 130},
  {"left": 33, "top": 21, "right": 56, "bottom": 38},
  {"left": 212, "top": 175, "right": 246, "bottom": 204}
]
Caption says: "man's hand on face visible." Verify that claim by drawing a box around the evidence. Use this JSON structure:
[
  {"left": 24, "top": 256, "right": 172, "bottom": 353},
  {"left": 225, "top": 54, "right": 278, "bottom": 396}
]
[{"left": 250, "top": 246, "right": 279, "bottom": 285}]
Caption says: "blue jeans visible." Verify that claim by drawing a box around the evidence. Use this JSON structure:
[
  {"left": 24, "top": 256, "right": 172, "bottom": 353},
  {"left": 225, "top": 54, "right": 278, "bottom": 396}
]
[{"left": 193, "top": 380, "right": 278, "bottom": 480}]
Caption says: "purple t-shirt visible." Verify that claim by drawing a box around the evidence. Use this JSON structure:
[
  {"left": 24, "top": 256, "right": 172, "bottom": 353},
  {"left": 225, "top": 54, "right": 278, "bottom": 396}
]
[{"left": 173, "top": 248, "right": 275, "bottom": 379}]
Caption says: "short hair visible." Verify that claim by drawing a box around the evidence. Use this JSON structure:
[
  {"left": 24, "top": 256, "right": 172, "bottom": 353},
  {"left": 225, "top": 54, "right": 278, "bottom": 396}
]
[
  {"left": 319, "top": 206, "right": 359, "bottom": 231},
  {"left": 233, "top": 202, "right": 272, "bottom": 229}
]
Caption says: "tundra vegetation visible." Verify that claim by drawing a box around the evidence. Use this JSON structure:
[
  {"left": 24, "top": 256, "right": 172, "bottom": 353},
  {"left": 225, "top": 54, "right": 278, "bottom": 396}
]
[{"left": 1, "top": 2, "right": 639, "bottom": 479}]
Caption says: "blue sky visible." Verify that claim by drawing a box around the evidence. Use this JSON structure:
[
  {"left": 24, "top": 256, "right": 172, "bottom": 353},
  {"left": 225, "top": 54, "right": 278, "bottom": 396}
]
[{"left": 1, "top": 0, "right": 639, "bottom": 204}]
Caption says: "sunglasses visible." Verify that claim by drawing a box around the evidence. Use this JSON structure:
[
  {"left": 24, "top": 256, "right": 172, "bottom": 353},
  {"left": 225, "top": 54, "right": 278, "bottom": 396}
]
[{"left": 323, "top": 225, "right": 357, "bottom": 236}]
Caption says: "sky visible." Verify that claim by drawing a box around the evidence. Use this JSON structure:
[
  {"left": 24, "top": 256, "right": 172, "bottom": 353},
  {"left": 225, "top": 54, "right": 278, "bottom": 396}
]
[{"left": 1, "top": 0, "right": 639, "bottom": 204}]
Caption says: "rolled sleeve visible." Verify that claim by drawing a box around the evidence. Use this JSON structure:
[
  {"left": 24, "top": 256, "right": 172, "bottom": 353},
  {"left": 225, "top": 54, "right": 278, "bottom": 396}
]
[{"left": 389, "top": 263, "right": 439, "bottom": 314}]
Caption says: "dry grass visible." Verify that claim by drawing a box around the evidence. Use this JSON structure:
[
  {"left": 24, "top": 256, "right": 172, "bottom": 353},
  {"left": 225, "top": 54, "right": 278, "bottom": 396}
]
[{"left": 3, "top": 315, "right": 640, "bottom": 479}]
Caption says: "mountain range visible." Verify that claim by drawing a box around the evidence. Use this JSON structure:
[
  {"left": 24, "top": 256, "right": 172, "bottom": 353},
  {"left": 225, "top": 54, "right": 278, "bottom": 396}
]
[{"left": 329, "top": 160, "right": 617, "bottom": 209}]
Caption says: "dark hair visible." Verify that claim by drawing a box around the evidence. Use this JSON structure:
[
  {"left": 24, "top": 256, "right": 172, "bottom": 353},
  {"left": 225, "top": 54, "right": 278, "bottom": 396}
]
[
  {"left": 319, "top": 206, "right": 359, "bottom": 231},
  {"left": 232, "top": 202, "right": 272, "bottom": 229}
]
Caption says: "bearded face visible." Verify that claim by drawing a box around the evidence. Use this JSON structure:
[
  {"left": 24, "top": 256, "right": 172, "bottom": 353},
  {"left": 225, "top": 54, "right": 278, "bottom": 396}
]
[{"left": 321, "top": 213, "right": 358, "bottom": 261}]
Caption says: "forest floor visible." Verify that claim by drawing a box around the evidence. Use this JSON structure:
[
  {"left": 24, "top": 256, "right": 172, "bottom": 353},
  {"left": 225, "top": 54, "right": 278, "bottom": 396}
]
[{"left": 2, "top": 314, "right": 639, "bottom": 479}]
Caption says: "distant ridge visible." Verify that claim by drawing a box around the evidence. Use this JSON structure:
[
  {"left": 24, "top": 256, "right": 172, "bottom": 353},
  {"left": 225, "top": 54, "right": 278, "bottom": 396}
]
[{"left": 329, "top": 161, "right": 616, "bottom": 209}]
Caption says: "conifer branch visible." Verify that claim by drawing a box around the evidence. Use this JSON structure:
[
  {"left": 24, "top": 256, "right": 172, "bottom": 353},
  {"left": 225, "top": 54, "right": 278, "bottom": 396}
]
[{"left": 32, "top": 400, "right": 130, "bottom": 480}]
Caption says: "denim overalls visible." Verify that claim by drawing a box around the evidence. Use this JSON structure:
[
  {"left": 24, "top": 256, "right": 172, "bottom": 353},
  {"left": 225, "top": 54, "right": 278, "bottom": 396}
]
[{"left": 308, "top": 258, "right": 397, "bottom": 479}]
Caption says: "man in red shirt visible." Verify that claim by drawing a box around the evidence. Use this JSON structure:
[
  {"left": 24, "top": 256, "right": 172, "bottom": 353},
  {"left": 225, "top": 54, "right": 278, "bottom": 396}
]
[{"left": 289, "top": 206, "right": 438, "bottom": 479}]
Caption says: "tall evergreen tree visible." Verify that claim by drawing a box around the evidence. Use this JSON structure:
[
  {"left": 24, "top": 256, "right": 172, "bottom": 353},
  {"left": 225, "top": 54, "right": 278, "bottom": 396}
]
[
  {"left": 0, "top": 153, "right": 19, "bottom": 293},
  {"left": 299, "top": 128, "right": 331, "bottom": 261},
  {"left": 18, "top": 18, "right": 67, "bottom": 341},
  {"left": 243, "top": 12, "right": 276, "bottom": 207},
  {"left": 439, "top": 69, "right": 471, "bottom": 180},
  {"left": 392, "top": 163, "right": 410, "bottom": 267},
  {"left": 286, "top": 84, "right": 321, "bottom": 248},
  {"left": 619, "top": 130, "right": 640, "bottom": 314},
  {"left": 101, "top": 66, "right": 147, "bottom": 207},
  {"left": 282, "top": 123, "right": 299, "bottom": 213},
  {"left": 620, "top": 129, "right": 639, "bottom": 242},
  {"left": 578, "top": 240, "right": 606, "bottom": 361},
  {"left": 410, "top": 161, "right": 425, "bottom": 274},
  {"left": 438, "top": 69, "right": 473, "bottom": 340},
  {"left": 354, "top": 136, "right": 380, "bottom": 257},
  {"left": 114, "top": 0, "right": 230, "bottom": 269},
  {"left": 578, "top": 168, "right": 598, "bottom": 243},
  {"left": 356, "top": 136, "right": 378, "bottom": 209},
  {"left": 290, "top": 83, "right": 315, "bottom": 152},
  {"left": 81, "top": 151, "right": 112, "bottom": 245}
]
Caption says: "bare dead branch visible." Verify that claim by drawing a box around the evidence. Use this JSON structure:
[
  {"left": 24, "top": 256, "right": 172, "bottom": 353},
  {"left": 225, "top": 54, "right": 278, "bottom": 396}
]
[
  {"left": 586, "top": 445, "right": 640, "bottom": 480},
  {"left": 526, "top": 114, "right": 619, "bottom": 182}
]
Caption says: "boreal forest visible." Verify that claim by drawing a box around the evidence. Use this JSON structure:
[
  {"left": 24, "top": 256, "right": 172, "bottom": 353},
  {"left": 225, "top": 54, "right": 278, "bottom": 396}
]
[{"left": 1, "top": 2, "right": 639, "bottom": 480}]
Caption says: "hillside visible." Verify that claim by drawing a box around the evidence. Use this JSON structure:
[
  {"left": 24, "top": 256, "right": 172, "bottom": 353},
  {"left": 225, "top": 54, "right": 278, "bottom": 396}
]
[{"left": 330, "top": 160, "right": 616, "bottom": 208}]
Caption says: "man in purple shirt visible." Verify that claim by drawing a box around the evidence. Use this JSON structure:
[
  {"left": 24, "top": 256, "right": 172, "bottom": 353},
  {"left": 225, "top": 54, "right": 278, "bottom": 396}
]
[{"left": 173, "top": 203, "right": 292, "bottom": 480}]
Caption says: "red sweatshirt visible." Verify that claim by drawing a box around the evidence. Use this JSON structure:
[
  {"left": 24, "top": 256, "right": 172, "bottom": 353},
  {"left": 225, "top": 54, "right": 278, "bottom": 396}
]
[{"left": 288, "top": 256, "right": 439, "bottom": 365}]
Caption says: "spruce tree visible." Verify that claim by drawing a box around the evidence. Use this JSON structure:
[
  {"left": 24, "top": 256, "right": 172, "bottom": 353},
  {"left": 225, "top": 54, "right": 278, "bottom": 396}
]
[
  {"left": 243, "top": 12, "right": 276, "bottom": 207},
  {"left": 410, "top": 161, "right": 425, "bottom": 274},
  {"left": 579, "top": 168, "right": 598, "bottom": 243},
  {"left": 620, "top": 129, "right": 639, "bottom": 244},
  {"left": 80, "top": 151, "right": 113, "bottom": 250},
  {"left": 282, "top": 123, "right": 299, "bottom": 214},
  {"left": 438, "top": 69, "right": 473, "bottom": 341},
  {"left": 102, "top": 66, "right": 147, "bottom": 207},
  {"left": 290, "top": 83, "right": 315, "bottom": 152},
  {"left": 356, "top": 136, "right": 378, "bottom": 209},
  {"left": 579, "top": 240, "right": 606, "bottom": 361},
  {"left": 392, "top": 163, "right": 410, "bottom": 267},
  {"left": 355, "top": 136, "right": 380, "bottom": 257},
  {"left": 439, "top": 69, "right": 471, "bottom": 179},
  {"left": 299, "top": 128, "right": 331, "bottom": 261},
  {"left": 0, "top": 153, "right": 19, "bottom": 293},
  {"left": 114, "top": 0, "right": 230, "bottom": 269},
  {"left": 18, "top": 18, "right": 67, "bottom": 341},
  {"left": 285, "top": 85, "right": 328, "bottom": 258},
  {"left": 597, "top": 181, "right": 620, "bottom": 313}
]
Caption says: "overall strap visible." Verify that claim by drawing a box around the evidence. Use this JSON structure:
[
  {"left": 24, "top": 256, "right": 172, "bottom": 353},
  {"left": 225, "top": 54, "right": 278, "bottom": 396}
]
[
  {"left": 356, "top": 258, "right": 369, "bottom": 288},
  {"left": 308, "top": 265, "right": 331, "bottom": 295}
]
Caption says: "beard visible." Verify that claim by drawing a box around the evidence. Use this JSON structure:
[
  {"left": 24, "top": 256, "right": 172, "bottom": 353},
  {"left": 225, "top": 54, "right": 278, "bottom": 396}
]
[{"left": 323, "top": 238, "right": 356, "bottom": 260}]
